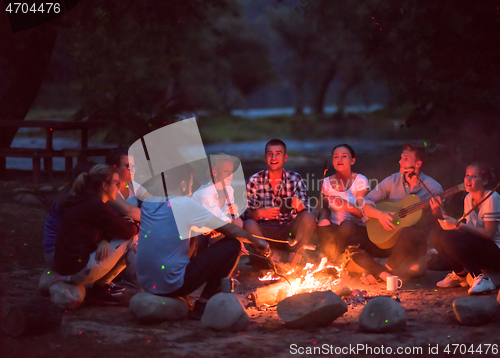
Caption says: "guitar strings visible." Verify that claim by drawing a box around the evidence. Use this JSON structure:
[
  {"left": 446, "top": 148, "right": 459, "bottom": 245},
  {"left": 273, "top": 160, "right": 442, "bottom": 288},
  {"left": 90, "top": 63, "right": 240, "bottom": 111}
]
[{"left": 396, "top": 186, "right": 463, "bottom": 218}]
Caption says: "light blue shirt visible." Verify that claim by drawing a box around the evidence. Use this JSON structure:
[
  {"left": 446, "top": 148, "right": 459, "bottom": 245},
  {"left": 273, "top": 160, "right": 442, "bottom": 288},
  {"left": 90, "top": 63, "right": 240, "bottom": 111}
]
[{"left": 136, "top": 196, "right": 213, "bottom": 294}]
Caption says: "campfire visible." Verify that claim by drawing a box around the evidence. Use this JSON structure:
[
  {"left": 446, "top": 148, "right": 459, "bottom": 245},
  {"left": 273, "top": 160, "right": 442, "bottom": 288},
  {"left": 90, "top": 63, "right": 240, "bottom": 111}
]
[{"left": 252, "top": 257, "right": 348, "bottom": 307}]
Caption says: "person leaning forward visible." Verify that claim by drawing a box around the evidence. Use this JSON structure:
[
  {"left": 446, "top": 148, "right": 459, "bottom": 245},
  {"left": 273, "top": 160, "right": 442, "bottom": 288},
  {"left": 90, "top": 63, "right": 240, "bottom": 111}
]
[
  {"left": 340, "top": 142, "right": 443, "bottom": 282},
  {"left": 243, "top": 139, "right": 316, "bottom": 268}
]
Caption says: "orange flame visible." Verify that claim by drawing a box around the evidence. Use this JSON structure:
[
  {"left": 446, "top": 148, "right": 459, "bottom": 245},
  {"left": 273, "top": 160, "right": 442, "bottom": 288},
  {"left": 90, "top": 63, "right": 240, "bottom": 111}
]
[{"left": 257, "top": 257, "right": 343, "bottom": 296}]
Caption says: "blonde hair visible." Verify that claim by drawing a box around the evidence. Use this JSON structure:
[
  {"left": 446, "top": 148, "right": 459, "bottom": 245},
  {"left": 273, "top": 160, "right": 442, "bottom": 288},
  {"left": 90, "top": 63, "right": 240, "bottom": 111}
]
[{"left": 72, "top": 164, "right": 117, "bottom": 195}]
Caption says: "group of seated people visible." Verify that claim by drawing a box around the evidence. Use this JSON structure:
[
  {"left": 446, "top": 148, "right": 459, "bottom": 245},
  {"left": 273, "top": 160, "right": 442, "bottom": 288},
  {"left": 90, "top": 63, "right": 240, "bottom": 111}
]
[{"left": 43, "top": 139, "right": 500, "bottom": 319}]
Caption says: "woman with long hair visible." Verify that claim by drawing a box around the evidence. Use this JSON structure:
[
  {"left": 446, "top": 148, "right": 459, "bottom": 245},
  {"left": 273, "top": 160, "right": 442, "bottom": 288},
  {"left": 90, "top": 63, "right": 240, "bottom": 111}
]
[
  {"left": 53, "top": 164, "right": 140, "bottom": 305},
  {"left": 317, "top": 144, "right": 369, "bottom": 262},
  {"left": 43, "top": 161, "right": 94, "bottom": 269},
  {"left": 431, "top": 162, "right": 500, "bottom": 294}
]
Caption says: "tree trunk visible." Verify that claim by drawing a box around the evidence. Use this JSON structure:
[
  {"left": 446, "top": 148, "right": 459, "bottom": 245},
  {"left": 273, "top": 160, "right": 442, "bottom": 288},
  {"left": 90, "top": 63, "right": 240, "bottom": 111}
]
[
  {"left": 293, "top": 81, "right": 305, "bottom": 116},
  {"left": 336, "top": 71, "right": 361, "bottom": 118},
  {"left": 312, "top": 62, "right": 338, "bottom": 115}
]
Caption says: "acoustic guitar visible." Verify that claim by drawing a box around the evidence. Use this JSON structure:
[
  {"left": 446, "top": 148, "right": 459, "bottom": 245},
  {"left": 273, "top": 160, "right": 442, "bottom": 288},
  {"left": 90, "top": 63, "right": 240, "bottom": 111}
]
[{"left": 366, "top": 183, "right": 465, "bottom": 249}]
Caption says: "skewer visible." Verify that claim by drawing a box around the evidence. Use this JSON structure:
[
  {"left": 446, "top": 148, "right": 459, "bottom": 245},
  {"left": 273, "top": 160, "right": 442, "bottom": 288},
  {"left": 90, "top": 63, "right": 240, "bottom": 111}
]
[
  {"left": 317, "top": 160, "right": 329, "bottom": 220},
  {"left": 252, "top": 235, "right": 298, "bottom": 246},
  {"left": 249, "top": 252, "right": 291, "bottom": 285}
]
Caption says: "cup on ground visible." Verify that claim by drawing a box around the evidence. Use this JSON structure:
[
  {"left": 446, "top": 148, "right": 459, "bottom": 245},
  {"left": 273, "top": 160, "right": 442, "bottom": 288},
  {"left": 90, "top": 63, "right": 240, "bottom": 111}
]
[{"left": 386, "top": 275, "right": 403, "bottom": 291}]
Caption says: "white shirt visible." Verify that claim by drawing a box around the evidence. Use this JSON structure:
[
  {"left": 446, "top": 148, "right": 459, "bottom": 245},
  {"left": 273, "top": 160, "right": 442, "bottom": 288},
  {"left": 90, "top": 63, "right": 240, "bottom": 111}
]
[
  {"left": 191, "top": 182, "right": 236, "bottom": 222},
  {"left": 322, "top": 174, "right": 369, "bottom": 226},
  {"left": 118, "top": 181, "right": 148, "bottom": 207},
  {"left": 464, "top": 191, "right": 500, "bottom": 248}
]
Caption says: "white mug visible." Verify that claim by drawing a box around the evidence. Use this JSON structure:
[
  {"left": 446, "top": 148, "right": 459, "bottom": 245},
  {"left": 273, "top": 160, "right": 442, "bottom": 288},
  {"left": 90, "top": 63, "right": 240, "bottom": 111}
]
[{"left": 386, "top": 275, "right": 403, "bottom": 291}]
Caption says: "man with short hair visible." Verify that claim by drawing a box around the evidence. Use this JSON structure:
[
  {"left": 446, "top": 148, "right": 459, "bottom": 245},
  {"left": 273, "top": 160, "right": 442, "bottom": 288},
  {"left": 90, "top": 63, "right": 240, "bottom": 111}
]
[
  {"left": 244, "top": 139, "right": 316, "bottom": 268},
  {"left": 339, "top": 142, "right": 443, "bottom": 281}
]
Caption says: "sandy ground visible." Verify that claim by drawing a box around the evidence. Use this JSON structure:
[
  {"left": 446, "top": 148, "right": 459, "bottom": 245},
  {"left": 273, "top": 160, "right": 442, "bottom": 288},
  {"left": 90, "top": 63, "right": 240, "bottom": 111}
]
[
  {"left": 2, "top": 257, "right": 500, "bottom": 358},
  {"left": 1, "top": 177, "right": 500, "bottom": 357}
]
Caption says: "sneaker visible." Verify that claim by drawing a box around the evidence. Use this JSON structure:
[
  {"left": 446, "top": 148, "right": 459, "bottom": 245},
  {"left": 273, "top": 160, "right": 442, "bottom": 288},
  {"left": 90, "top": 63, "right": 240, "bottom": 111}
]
[
  {"left": 108, "top": 282, "right": 125, "bottom": 296},
  {"left": 85, "top": 284, "right": 123, "bottom": 306},
  {"left": 468, "top": 274, "right": 496, "bottom": 295},
  {"left": 436, "top": 271, "right": 468, "bottom": 288},
  {"left": 188, "top": 300, "right": 207, "bottom": 320}
]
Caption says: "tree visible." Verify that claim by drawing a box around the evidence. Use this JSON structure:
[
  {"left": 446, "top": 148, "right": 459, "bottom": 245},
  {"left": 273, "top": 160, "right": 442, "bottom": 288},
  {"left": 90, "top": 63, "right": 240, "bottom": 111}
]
[
  {"left": 271, "top": 2, "right": 370, "bottom": 115},
  {"left": 305, "top": 0, "right": 500, "bottom": 163},
  {"left": 61, "top": 0, "right": 273, "bottom": 144}
]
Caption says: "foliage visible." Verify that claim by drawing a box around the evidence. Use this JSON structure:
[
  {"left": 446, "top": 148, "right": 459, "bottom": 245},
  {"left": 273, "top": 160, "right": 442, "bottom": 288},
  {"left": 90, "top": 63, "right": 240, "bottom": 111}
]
[
  {"left": 60, "top": 0, "right": 273, "bottom": 145},
  {"left": 271, "top": 1, "right": 371, "bottom": 115},
  {"left": 301, "top": 0, "right": 500, "bottom": 163}
]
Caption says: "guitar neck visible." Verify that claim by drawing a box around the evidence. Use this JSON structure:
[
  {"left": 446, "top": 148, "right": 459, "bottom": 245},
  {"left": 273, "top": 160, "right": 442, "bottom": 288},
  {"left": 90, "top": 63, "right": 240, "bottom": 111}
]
[{"left": 402, "top": 183, "right": 465, "bottom": 215}]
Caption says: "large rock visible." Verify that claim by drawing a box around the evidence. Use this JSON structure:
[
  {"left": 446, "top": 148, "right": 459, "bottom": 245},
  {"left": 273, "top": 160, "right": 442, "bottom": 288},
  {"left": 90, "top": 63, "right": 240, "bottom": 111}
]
[
  {"left": 453, "top": 297, "right": 499, "bottom": 326},
  {"left": 277, "top": 291, "right": 347, "bottom": 329},
  {"left": 129, "top": 292, "right": 188, "bottom": 323},
  {"left": 38, "top": 270, "right": 60, "bottom": 296},
  {"left": 13, "top": 193, "right": 42, "bottom": 205},
  {"left": 359, "top": 296, "right": 406, "bottom": 333},
  {"left": 201, "top": 293, "right": 250, "bottom": 332},
  {"left": 49, "top": 282, "right": 86, "bottom": 310}
]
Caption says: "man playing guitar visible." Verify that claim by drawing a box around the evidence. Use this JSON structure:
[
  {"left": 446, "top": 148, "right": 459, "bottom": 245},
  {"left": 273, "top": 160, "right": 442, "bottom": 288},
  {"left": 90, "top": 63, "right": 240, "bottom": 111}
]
[{"left": 340, "top": 142, "right": 443, "bottom": 282}]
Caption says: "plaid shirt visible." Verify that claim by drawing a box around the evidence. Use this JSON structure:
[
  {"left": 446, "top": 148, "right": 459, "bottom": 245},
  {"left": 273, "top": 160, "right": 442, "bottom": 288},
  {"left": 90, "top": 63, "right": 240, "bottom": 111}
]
[{"left": 245, "top": 169, "right": 309, "bottom": 222}]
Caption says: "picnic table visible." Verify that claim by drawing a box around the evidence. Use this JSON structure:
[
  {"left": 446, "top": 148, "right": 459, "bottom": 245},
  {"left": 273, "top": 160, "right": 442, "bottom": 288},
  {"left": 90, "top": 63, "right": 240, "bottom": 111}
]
[{"left": 0, "top": 120, "right": 117, "bottom": 184}]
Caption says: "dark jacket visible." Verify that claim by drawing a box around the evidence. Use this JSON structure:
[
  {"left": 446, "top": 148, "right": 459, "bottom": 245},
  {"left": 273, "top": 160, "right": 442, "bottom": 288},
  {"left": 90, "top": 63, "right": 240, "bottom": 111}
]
[{"left": 53, "top": 190, "right": 139, "bottom": 275}]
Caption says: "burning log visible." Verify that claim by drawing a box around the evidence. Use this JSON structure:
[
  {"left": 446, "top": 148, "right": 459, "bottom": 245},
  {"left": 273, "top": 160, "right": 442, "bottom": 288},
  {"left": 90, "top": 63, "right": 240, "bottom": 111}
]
[
  {"left": 251, "top": 281, "right": 292, "bottom": 307},
  {"left": 252, "top": 257, "right": 345, "bottom": 307},
  {"left": 252, "top": 276, "right": 348, "bottom": 307}
]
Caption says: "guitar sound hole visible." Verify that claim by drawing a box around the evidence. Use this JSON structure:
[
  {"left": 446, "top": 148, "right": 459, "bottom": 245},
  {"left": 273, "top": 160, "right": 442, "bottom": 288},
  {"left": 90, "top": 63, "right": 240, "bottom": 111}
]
[{"left": 398, "top": 210, "right": 406, "bottom": 218}]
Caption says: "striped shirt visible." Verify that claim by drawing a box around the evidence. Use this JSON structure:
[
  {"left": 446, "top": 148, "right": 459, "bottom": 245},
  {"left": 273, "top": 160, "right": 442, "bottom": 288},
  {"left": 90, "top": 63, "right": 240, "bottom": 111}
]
[{"left": 245, "top": 169, "right": 309, "bottom": 222}]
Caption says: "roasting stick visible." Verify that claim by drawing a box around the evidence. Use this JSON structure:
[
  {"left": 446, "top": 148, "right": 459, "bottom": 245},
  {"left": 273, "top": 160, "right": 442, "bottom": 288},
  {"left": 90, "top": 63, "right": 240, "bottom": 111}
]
[
  {"left": 318, "top": 160, "right": 330, "bottom": 220},
  {"left": 253, "top": 235, "right": 298, "bottom": 246},
  {"left": 457, "top": 182, "right": 500, "bottom": 222},
  {"left": 249, "top": 252, "right": 291, "bottom": 285}
]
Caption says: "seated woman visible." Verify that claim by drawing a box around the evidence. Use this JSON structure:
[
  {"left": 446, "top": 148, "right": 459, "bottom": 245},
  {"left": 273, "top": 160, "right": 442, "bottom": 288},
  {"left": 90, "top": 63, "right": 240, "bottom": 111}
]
[
  {"left": 431, "top": 162, "right": 500, "bottom": 295},
  {"left": 43, "top": 161, "right": 94, "bottom": 269},
  {"left": 136, "top": 164, "right": 269, "bottom": 320},
  {"left": 53, "top": 164, "right": 140, "bottom": 305},
  {"left": 317, "top": 144, "right": 369, "bottom": 262}
]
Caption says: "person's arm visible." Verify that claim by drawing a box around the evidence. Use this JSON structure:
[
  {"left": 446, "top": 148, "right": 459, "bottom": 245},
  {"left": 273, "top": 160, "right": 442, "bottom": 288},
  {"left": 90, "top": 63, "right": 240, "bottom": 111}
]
[
  {"left": 438, "top": 216, "right": 497, "bottom": 239},
  {"left": 95, "top": 202, "right": 140, "bottom": 240},
  {"left": 204, "top": 216, "right": 269, "bottom": 254},
  {"left": 244, "top": 177, "right": 280, "bottom": 220},
  {"left": 318, "top": 196, "right": 331, "bottom": 226},
  {"left": 107, "top": 195, "right": 141, "bottom": 222},
  {"left": 291, "top": 175, "right": 309, "bottom": 212},
  {"left": 347, "top": 187, "right": 369, "bottom": 218},
  {"left": 439, "top": 194, "right": 499, "bottom": 239},
  {"left": 317, "top": 179, "right": 331, "bottom": 225},
  {"left": 363, "top": 178, "right": 395, "bottom": 230}
]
